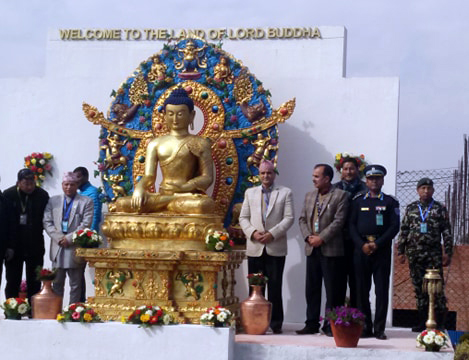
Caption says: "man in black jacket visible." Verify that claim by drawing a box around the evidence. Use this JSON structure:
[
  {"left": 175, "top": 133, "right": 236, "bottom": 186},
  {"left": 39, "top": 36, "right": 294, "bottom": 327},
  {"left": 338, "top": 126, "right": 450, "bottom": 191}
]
[
  {"left": 3, "top": 169, "right": 49, "bottom": 302},
  {"left": 0, "top": 186, "right": 14, "bottom": 288}
]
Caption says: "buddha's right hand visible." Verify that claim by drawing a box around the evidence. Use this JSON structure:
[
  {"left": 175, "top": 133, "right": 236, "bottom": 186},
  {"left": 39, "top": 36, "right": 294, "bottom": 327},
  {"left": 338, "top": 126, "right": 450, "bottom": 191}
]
[{"left": 131, "top": 188, "right": 147, "bottom": 212}]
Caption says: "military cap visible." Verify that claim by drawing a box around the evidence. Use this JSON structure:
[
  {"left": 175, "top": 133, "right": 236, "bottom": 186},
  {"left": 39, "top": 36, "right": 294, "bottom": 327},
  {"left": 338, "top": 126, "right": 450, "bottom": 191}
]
[
  {"left": 364, "top": 164, "right": 387, "bottom": 177},
  {"left": 417, "top": 177, "right": 433, "bottom": 188},
  {"left": 17, "top": 168, "right": 35, "bottom": 181}
]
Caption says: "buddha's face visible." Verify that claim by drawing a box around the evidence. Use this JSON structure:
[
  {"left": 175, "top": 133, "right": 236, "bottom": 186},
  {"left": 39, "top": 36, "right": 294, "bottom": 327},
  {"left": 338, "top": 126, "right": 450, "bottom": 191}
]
[{"left": 164, "top": 104, "right": 195, "bottom": 131}]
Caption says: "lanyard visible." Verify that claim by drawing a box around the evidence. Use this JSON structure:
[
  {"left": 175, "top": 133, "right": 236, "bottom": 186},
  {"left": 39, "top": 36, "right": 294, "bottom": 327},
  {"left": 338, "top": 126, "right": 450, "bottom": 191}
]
[
  {"left": 418, "top": 200, "right": 434, "bottom": 222},
  {"left": 62, "top": 197, "right": 74, "bottom": 221},
  {"left": 364, "top": 191, "right": 383, "bottom": 200},
  {"left": 16, "top": 187, "right": 28, "bottom": 213},
  {"left": 316, "top": 193, "right": 327, "bottom": 217}
]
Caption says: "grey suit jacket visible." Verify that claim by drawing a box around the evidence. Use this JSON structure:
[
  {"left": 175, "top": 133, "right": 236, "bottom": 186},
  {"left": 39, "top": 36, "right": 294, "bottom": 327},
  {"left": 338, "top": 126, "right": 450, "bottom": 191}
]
[
  {"left": 299, "top": 187, "right": 348, "bottom": 257},
  {"left": 239, "top": 184, "right": 294, "bottom": 257},
  {"left": 43, "top": 193, "right": 93, "bottom": 268}
]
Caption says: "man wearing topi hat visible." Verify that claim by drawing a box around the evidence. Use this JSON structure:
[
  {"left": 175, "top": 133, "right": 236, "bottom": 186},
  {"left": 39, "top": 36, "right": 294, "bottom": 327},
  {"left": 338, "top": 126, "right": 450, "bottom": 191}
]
[
  {"left": 397, "top": 177, "right": 453, "bottom": 332},
  {"left": 349, "top": 165, "right": 400, "bottom": 340},
  {"left": 43, "top": 172, "right": 93, "bottom": 303}
]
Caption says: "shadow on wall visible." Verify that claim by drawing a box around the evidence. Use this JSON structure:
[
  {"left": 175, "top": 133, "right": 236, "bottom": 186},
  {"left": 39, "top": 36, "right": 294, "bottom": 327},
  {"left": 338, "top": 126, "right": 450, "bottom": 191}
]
[{"left": 276, "top": 122, "right": 334, "bottom": 324}]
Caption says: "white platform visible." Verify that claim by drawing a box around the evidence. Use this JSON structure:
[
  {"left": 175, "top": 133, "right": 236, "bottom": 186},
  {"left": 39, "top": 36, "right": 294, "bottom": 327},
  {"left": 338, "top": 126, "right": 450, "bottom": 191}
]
[
  {"left": 0, "top": 320, "right": 234, "bottom": 360},
  {"left": 0, "top": 320, "right": 453, "bottom": 360}
]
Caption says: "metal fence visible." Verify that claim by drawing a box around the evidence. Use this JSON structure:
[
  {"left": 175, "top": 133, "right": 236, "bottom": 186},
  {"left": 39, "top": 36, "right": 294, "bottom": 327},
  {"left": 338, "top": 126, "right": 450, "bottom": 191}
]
[{"left": 394, "top": 166, "right": 468, "bottom": 330}]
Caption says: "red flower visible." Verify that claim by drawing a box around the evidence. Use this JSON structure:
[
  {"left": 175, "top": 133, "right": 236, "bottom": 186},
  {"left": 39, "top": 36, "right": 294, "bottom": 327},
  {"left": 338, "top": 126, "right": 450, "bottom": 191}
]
[
  {"left": 36, "top": 153, "right": 43, "bottom": 159},
  {"left": 69, "top": 304, "right": 77, "bottom": 311},
  {"left": 31, "top": 152, "right": 38, "bottom": 158},
  {"left": 150, "top": 316, "right": 158, "bottom": 324},
  {"left": 156, "top": 309, "right": 163, "bottom": 317},
  {"left": 25, "top": 156, "right": 31, "bottom": 161},
  {"left": 30, "top": 166, "right": 37, "bottom": 172},
  {"left": 77, "top": 230, "right": 84, "bottom": 235},
  {"left": 135, "top": 309, "right": 141, "bottom": 315},
  {"left": 86, "top": 231, "right": 93, "bottom": 237},
  {"left": 229, "top": 240, "right": 234, "bottom": 247}
]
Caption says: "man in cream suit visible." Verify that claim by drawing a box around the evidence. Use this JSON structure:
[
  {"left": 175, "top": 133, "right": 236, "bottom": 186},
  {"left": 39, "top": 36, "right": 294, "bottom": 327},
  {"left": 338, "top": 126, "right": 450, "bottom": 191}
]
[
  {"left": 297, "top": 164, "right": 348, "bottom": 335},
  {"left": 43, "top": 172, "right": 93, "bottom": 304},
  {"left": 240, "top": 160, "right": 294, "bottom": 334}
]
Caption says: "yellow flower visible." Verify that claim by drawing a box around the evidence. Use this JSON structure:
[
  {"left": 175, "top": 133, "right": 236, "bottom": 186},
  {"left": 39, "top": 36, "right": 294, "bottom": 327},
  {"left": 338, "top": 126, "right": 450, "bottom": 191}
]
[
  {"left": 44, "top": 152, "right": 52, "bottom": 159},
  {"left": 335, "top": 153, "right": 341, "bottom": 161},
  {"left": 57, "top": 314, "right": 65, "bottom": 321},
  {"left": 140, "top": 314, "right": 150, "bottom": 323},
  {"left": 83, "top": 313, "right": 93, "bottom": 322},
  {"left": 121, "top": 315, "right": 127, "bottom": 323},
  {"left": 31, "top": 158, "right": 37, "bottom": 165}
]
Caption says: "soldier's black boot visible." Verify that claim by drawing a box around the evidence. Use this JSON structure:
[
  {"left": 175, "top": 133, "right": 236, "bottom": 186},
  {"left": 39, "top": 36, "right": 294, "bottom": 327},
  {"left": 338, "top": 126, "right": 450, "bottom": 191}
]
[{"left": 412, "top": 309, "right": 427, "bottom": 332}]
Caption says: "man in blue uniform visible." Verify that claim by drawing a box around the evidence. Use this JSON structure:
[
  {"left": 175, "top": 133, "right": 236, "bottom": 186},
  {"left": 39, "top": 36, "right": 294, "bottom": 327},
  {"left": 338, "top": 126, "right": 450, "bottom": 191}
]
[{"left": 349, "top": 165, "right": 400, "bottom": 340}]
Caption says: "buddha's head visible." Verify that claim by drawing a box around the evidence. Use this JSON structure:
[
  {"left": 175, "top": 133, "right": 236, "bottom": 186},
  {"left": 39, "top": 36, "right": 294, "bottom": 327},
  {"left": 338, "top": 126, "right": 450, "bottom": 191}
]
[{"left": 163, "top": 88, "right": 195, "bottom": 131}]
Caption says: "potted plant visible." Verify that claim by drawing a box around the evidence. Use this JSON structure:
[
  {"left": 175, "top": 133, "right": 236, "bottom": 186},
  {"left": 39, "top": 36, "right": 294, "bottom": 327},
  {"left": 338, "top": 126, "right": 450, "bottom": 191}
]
[
  {"left": 241, "top": 273, "right": 272, "bottom": 335},
  {"left": 325, "top": 305, "right": 365, "bottom": 347},
  {"left": 417, "top": 329, "right": 450, "bottom": 352},
  {"left": 1, "top": 298, "right": 31, "bottom": 320}
]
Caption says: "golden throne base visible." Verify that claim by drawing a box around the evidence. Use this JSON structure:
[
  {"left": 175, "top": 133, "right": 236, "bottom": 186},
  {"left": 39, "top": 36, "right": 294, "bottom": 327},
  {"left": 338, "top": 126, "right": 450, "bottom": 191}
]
[{"left": 79, "top": 212, "right": 245, "bottom": 322}]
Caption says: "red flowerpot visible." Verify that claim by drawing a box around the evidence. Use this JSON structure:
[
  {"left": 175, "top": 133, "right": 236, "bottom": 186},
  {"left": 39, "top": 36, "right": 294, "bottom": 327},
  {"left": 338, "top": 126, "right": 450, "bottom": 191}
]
[{"left": 330, "top": 322, "right": 363, "bottom": 348}]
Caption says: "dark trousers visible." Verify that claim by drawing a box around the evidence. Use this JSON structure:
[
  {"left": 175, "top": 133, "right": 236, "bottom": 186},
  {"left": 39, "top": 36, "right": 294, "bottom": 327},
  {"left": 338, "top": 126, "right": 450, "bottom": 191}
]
[
  {"left": 5, "top": 254, "right": 44, "bottom": 304},
  {"left": 354, "top": 248, "right": 391, "bottom": 334},
  {"left": 344, "top": 242, "right": 357, "bottom": 307},
  {"left": 305, "top": 248, "right": 346, "bottom": 329},
  {"left": 247, "top": 250, "right": 285, "bottom": 331}
]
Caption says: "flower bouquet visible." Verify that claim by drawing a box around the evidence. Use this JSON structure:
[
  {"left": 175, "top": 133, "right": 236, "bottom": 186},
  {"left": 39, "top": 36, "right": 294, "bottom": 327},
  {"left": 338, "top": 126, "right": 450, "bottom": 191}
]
[
  {"left": 72, "top": 228, "right": 102, "bottom": 248},
  {"left": 205, "top": 230, "right": 234, "bottom": 252},
  {"left": 24, "top": 152, "right": 53, "bottom": 187},
  {"left": 247, "top": 272, "right": 268, "bottom": 286},
  {"left": 36, "top": 267, "right": 57, "bottom": 281},
  {"left": 1, "top": 298, "right": 31, "bottom": 319},
  {"left": 124, "top": 305, "right": 175, "bottom": 328},
  {"left": 57, "top": 302, "right": 101, "bottom": 323},
  {"left": 417, "top": 329, "right": 449, "bottom": 352},
  {"left": 200, "top": 306, "right": 233, "bottom": 327},
  {"left": 334, "top": 152, "right": 367, "bottom": 178}
]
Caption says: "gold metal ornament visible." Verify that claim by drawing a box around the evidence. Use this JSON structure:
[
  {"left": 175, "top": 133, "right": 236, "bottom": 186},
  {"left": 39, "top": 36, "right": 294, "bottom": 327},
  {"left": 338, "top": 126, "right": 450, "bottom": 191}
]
[{"left": 423, "top": 268, "right": 443, "bottom": 330}]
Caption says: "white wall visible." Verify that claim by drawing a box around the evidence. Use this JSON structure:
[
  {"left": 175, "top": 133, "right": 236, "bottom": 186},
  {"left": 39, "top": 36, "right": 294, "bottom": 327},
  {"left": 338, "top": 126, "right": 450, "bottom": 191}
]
[{"left": 0, "top": 26, "right": 399, "bottom": 323}]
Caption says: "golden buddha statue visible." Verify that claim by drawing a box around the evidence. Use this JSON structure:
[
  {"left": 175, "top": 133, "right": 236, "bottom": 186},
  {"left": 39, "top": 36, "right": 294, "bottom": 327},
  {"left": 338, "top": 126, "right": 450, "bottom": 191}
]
[{"left": 114, "top": 88, "right": 215, "bottom": 214}]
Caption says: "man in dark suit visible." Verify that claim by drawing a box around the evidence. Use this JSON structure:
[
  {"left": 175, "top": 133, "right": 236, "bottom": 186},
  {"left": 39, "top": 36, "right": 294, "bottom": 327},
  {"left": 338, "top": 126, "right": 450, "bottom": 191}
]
[
  {"left": 0, "top": 187, "right": 14, "bottom": 290},
  {"left": 3, "top": 169, "right": 49, "bottom": 303},
  {"left": 349, "top": 165, "right": 400, "bottom": 340},
  {"left": 43, "top": 172, "right": 93, "bottom": 304},
  {"left": 239, "top": 160, "right": 295, "bottom": 334},
  {"left": 297, "top": 164, "right": 348, "bottom": 335}
]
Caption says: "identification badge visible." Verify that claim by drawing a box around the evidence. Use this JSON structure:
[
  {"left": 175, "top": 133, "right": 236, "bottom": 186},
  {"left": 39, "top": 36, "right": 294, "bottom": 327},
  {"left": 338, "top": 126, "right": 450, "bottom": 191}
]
[
  {"left": 420, "top": 223, "right": 427, "bottom": 234},
  {"left": 19, "top": 213, "right": 27, "bottom": 225},
  {"left": 314, "top": 221, "right": 319, "bottom": 233},
  {"left": 376, "top": 214, "right": 383, "bottom": 226},
  {"left": 61, "top": 220, "right": 69, "bottom": 233}
]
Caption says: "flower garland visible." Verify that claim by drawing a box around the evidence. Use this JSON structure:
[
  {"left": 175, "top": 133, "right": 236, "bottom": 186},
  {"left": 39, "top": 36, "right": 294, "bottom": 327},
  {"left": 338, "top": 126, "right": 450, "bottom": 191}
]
[
  {"left": 72, "top": 228, "right": 102, "bottom": 248},
  {"left": 205, "top": 230, "right": 234, "bottom": 251},
  {"left": 57, "top": 302, "right": 101, "bottom": 323},
  {"left": 417, "top": 329, "right": 449, "bottom": 352},
  {"left": 334, "top": 152, "right": 367, "bottom": 178},
  {"left": 200, "top": 306, "right": 233, "bottom": 327},
  {"left": 24, "top": 152, "right": 53, "bottom": 187},
  {"left": 124, "top": 305, "right": 175, "bottom": 328}
]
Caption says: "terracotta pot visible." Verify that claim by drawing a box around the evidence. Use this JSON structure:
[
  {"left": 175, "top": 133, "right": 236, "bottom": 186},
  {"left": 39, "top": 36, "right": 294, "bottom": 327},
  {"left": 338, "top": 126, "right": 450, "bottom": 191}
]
[
  {"left": 32, "top": 281, "right": 63, "bottom": 319},
  {"left": 240, "top": 285, "right": 272, "bottom": 335},
  {"left": 330, "top": 322, "right": 363, "bottom": 347}
]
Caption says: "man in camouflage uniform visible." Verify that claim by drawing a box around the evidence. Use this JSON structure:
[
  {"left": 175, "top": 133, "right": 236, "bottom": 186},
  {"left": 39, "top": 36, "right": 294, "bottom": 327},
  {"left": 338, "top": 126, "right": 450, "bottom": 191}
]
[{"left": 397, "top": 177, "right": 453, "bottom": 332}]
